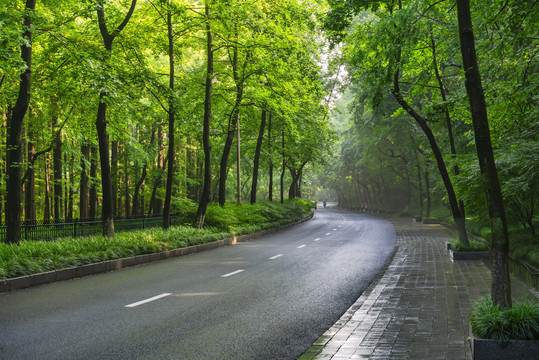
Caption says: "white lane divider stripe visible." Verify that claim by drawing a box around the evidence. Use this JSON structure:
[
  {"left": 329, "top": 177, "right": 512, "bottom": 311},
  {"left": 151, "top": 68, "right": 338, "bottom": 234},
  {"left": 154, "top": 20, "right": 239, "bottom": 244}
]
[
  {"left": 314, "top": 238, "right": 321, "bottom": 241},
  {"left": 125, "top": 293, "right": 172, "bottom": 308},
  {"left": 325, "top": 232, "right": 331, "bottom": 236},
  {"left": 333, "top": 228, "right": 337, "bottom": 231},
  {"left": 297, "top": 245, "right": 306, "bottom": 249},
  {"left": 221, "top": 269, "right": 244, "bottom": 278},
  {"left": 269, "top": 254, "right": 283, "bottom": 260}
]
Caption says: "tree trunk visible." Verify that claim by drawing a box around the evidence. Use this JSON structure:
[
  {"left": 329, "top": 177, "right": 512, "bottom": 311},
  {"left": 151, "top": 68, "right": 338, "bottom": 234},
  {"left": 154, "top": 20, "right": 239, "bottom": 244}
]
[
  {"left": 80, "top": 141, "right": 90, "bottom": 218},
  {"left": 89, "top": 144, "right": 98, "bottom": 219},
  {"left": 25, "top": 131, "right": 36, "bottom": 221},
  {"left": 111, "top": 140, "right": 118, "bottom": 217},
  {"left": 392, "top": 69, "right": 469, "bottom": 245},
  {"left": 456, "top": 0, "right": 511, "bottom": 308},
  {"left": 218, "top": 47, "right": 245, "bottom": 206},
  {"left": 52, "top": 102, "right": 62, "bottom": 222},
  {"left": 131, "top": 164, "right": 147, "bottom": 217},
  {"left": 5, "top": 0, "right": 36, "bottom": 243},
  {"left": 132, "top": 130, "right": 153, "bottom": 216},
  {"left": 195, "top": 2, "right": 214, "bottom": 228},
  {"left": 416, "top": 161, "right": 423, "bottom": 217},
  {"left": 251, "top": 109, "right": 266, "bottom": 204},
  {"left": 123, "top": 148, "right": 130, "bottom": 218},
  {"left": 280, "top": 129, "right": 285, "bottom": 204},
  {"left": 424, "top": 164, "right": 431, "bottom": 218},
  {"left": 431, "top": 31, "right": 467, "bottom": 220},
  {"left": 268, "top": 112, "right": 273, "bottom": 201},
  {"left": 163, "top": 0, "right": 175, "bottom": 229},
  {"left": 43, "top": 156, "right": 51, "bottom": 223},
  {"left": 67, "top": 153, "right": 74, "bottom": 219},
  {"left": 95, "top": 0, "right": 137, "bottom": 237},
  {"left": 96, "top": 97, "right": 114, "bottom": 236}
]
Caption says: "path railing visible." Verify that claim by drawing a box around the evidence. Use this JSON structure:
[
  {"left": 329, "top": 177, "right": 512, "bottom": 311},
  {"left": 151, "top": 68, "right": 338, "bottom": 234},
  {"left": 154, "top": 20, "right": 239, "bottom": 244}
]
[{"left": 0, "top": 214, "right": 177, "bottom": 242}]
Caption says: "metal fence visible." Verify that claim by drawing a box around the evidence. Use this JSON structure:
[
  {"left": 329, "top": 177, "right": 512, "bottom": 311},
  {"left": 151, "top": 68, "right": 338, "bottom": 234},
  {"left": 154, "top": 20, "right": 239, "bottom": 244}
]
[{"left": 0, "top": 215, "right": 177, "bottom": 242}]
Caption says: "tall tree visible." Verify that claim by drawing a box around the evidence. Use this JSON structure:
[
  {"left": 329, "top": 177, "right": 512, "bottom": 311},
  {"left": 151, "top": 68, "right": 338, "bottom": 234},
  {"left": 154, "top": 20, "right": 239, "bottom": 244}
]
[
  {"left": 163, "top": 0, "right": 176, "bottom": 229},
  {"left": 5, "top": 0, "right": 36, "bottom": 243},
  {"left": 95, "top": 0, "right": 137, "bottom": 237},
  {"left": 455, "top": 0, "right": 511, "bottom": 308},
  {"left": 251, "top": 109, "right": 267, "bottom": 204},
  {"left": 195, "top": 1, "right": 214, "bottom": 228}
]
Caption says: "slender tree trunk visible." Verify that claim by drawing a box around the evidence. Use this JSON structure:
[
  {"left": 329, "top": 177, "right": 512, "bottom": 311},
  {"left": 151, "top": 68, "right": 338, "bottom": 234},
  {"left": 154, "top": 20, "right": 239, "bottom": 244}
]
[
  {"left": 149, "top": 131, "right": 167, "bottom": 216},
  {"left": 431, "top": 31, "right": 467, "bottom": 219},
  {"left": 132, "top": 130, "right": 153, "bottom": 216},
  {"left": 416, "top": 161, "right": 423, "bottom": 217},
  {"left": 95, "top": 96, "right": 114, "bottom": 235},
  {"left": 424, "top": 164, "right": 431, "bottom": 218},
  {"left": 251, "top": 109, "right": 266, "bottom": 204},
  {"left": 280, "top": 129, "right": 285, "bottom": 204},
  {"left": 43, "top": 156, "right": 51, "bottom": 223},
  {"left": 80, "top": 141, "right": 90, "bottom": 218},
  {"left": 5, "top": 0, "right": 36, "bottom": 243},
  {"left": 456, "top": 0, "right": 511, "bottom": 308},
  {"left": 95, "top": 0, "right": 137, "bottom": 237},
  {"left": 268, "top": 112, "right": 273, "bottom": 201},
  {"left": 25, "top": 132, "right": 36, "bottom": 221},
  {"left": 124, "top": 147, "right": 130, "bottom": 218},
  {"left": 132, "top": 164, "right": 147, "bottom": 216},
  {"left": 196, "top": 2, "right": 214, "bottom": 228},
  {"left": 392, "top": 69, "right": 469, "bottom": 245},
  {"left": 89, "top": 144, "right": 98, "bottom": 219},
  {"left": 163, "top": 0, "right": 175, "bottom": 229},
  {"left": 52, "top": 102, "right": 62, "bottom": 222},
  {"left": 111, "top": 140, "right": 118, "bottom": 217}
]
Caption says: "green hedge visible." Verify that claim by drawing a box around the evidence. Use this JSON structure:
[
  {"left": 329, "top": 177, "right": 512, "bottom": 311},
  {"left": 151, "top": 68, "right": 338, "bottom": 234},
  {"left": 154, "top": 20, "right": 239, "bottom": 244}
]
[
  {"left": 471, "top": 297, "right": 539, "bottom": 341},
  {"left": 0, "top": 199, "right": 314, "bottom": 280}
]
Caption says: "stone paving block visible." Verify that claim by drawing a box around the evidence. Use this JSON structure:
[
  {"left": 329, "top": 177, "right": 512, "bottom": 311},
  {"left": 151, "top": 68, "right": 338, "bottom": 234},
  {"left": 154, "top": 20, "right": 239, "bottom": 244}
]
[{"left": 306, "top": 217, "right": 538, "bottom": 360}]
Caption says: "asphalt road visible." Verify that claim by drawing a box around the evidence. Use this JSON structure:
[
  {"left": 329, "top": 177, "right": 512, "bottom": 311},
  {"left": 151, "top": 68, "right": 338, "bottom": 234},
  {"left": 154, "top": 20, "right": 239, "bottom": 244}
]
[{"left": 0, "top": 207, "right": 396, "bottom": 360}]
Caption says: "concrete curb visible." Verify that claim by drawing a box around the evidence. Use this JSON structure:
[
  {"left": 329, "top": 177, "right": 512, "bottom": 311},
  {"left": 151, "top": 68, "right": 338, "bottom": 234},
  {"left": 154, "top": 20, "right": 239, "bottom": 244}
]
[{"left": 0, "top": 216, "right": 312, "bottom": 293}]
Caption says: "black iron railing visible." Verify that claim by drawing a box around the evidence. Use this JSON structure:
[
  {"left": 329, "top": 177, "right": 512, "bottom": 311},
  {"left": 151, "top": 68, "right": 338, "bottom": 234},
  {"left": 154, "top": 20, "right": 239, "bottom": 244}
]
[{"left": 0, "top": 214, "right": 176, "bottom": 242}]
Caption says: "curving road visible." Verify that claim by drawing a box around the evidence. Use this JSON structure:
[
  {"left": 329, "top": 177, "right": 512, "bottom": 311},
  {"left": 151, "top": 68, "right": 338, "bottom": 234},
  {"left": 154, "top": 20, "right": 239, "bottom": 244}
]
[{"left": 0, "top": 208, "right": 396, "bottom": 360}]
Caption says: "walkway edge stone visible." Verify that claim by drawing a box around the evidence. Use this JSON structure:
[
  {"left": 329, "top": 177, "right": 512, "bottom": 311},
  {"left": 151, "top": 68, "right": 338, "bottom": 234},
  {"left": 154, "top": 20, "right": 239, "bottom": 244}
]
[
  {"left": 1, "top": 215, "right": 312, "bottom": 293},
  {"left": 300, "top": 244, "right": 400, "bottom": 359}
]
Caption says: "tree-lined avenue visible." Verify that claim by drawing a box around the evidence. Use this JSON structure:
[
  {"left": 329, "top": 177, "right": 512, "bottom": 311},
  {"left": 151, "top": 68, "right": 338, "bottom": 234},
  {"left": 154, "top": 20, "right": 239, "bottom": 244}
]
[{"left": 0, "top": 209, "right": 395, "bottom": 360}]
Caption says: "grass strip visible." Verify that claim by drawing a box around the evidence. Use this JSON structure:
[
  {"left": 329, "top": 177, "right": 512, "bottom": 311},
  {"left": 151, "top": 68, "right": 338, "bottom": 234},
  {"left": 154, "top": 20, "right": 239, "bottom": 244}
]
[{"left": 0, "top": 199, "right": 314, "bottom": 280}]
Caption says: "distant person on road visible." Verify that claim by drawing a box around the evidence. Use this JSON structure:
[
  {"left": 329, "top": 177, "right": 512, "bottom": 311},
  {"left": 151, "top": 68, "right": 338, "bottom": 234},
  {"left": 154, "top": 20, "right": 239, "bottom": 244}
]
[
  {"left": 362, "top": 202, "right": 367, "bottom": 212},
  {"left": 323, "top": 200, "right": 327, "bottom": 208}
]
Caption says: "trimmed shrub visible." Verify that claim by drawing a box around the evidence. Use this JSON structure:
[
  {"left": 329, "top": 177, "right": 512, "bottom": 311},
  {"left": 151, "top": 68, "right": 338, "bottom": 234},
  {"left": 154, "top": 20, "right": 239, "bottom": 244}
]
[{"left": 470, "top": 297, "right": 539, "bottom": 341}]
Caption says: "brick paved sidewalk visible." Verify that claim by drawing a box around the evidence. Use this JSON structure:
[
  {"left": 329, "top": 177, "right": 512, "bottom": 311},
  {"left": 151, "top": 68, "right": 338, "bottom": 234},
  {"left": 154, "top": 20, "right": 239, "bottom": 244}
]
[{"left": 300, "top": 217, "right": 538, "bottom": 360}]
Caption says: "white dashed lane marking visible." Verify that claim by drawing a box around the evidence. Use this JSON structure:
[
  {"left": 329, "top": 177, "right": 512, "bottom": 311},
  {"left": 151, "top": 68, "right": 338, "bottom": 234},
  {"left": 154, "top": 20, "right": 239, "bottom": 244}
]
[
  {"left": 221, "top": 269, "right": 244, "bottom": 278},
  {"left": 125, "top": 293, "right": 172, "bottom": 308}
]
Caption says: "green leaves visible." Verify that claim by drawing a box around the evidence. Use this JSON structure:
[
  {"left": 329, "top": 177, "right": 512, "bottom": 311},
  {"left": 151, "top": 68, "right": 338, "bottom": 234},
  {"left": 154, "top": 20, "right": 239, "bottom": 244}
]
[{"left": 471, "top": 297, "right": 539, "bottom": 340}]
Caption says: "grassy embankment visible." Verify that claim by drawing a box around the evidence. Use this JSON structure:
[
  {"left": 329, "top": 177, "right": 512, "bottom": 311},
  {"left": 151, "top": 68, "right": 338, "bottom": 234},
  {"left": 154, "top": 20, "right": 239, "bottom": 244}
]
[{"left": 0, "top": 199, "right": 314, "bottom": 280}]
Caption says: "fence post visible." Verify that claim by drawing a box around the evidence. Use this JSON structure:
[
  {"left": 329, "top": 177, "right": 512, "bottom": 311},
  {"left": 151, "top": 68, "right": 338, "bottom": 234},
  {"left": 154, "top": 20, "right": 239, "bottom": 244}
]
[{"left": 74, "top": 218, "right": 78, "bottom": 238}]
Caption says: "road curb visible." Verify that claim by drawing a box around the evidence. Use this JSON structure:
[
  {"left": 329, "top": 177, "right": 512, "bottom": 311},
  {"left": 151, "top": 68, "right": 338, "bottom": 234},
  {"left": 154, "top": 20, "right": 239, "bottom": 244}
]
[{"left": 0, "top": 215, "right": 312, "bottom": 293}]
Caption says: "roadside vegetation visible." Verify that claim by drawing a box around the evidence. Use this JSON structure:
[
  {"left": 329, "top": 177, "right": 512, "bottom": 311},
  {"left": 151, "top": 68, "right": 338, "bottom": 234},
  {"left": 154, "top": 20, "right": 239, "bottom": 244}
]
[
  {"left": 0, "top": 199, "right": 314, "bottom": 280},
  {"left": 470, "top": 297, "right": 539, "bottom": 341}
]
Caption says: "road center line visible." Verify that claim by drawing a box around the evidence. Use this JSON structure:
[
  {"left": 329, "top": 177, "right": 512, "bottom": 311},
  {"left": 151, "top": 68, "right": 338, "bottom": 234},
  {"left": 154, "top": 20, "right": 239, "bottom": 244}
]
[
  {"left": 269, "top": 254, "right": 283, "bottom": 260},
  {"left": 333, "top": 228, "right": 337, "bottom": 231},
  {"left": 125, "top": 293, "right": 172, "bottom": 308},
  {"left": 314, "top": 238, "right": 321, "bottom": 241},
  {"left": 325, "top": 232, "right": 331, "bottom": 236},
  {"left": 221, "top": 269, "right": 244, "bottom": 278},
  {"left": 297, "top": 244, "right": 306, "bottom": 249}
]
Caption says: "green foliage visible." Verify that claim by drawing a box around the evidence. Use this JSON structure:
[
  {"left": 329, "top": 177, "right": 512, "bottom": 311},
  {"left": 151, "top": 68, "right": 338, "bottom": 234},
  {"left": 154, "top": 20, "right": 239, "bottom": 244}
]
[
  {"left": 470, "top": 297, "right": 539, "bottom": 341},
  {"left": 0, "top": 199, "right": 312, "bottom": 280},
  {"left": 451, "top": 239, "right": 488, "bottom": 252}
]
